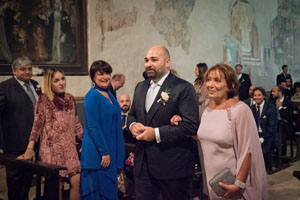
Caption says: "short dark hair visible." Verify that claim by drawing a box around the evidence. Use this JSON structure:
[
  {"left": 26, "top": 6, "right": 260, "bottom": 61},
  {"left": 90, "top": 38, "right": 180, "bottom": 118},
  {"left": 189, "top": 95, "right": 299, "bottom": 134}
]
[
  {"left": 195, "top": 62, "right": 208, "bottom": 86},
  {"left": 282, "top": 64, "right": 288, "bottom": 70},
  {"left": 278, "top": 79, "right": 286, "bottom": 85},
  {"left": 235, "top": 64, "right": 243, "bottom": 69},
  {"left": 89, "top": 60, "right": 112, "bottom": 81},
  {"left": 294, "top": 82, "right": 300, "bottom": 89},
  {"left": 205, "top": 64, "right": 239, "bottom": 98},
  {"left": 277, "top": 86, "right": 284, "bottom": 93},
  {"left": 253, "top": 87, "right": 266, "bottom": 97}
]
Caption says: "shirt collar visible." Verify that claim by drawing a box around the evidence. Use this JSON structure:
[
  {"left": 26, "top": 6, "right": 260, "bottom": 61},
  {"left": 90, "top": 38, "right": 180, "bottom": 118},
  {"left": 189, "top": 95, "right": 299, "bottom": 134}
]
[
  {"left": 280, "top": 97, "right": 284, "bottom": 102},
  {"left": 257, "top": 100, "right": 265, "bottom": 108},
  {"left": 122, "top": 111, "right": 129, "bottom": 115},
  {"left": 150, "top": 71, "right": 170, "bottom": 87},
  {"left": 238, "top": 74, "right": 242, "bottom": 80},
  {"left": 14, "top": 76, "right": 31, "bottom": 86}
]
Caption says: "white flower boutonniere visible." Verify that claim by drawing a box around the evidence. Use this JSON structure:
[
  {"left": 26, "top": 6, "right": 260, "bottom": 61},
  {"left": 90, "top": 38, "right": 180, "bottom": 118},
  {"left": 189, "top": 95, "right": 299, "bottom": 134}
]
[
  {"left": 157, "top": 89, "right": 171, "bottom": 106},
  {"left": 35, "top": 84, "right": 41, "bottom": 92},
  {"left": 241, "top": 78, "right": 245, "bottom": 83}
]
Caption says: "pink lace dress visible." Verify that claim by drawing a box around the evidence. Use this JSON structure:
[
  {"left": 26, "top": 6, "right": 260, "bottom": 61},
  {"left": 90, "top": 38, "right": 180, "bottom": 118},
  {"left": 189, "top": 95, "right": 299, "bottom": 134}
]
[{"left": 29, "top": 93, "right": 83, "bottom": 177}]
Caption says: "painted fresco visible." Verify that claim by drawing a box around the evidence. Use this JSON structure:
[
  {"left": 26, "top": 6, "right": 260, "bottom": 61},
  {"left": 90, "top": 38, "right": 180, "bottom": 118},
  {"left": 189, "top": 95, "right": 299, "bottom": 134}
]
[
  {"left": 95, "top": 0, "right": 137, "bottom": 50},
  {"left": 272, "top": 0, "right": 300, "bottom": 81},
  {"left": 150, "top": 0, "right": 195, "bottom": 53}
]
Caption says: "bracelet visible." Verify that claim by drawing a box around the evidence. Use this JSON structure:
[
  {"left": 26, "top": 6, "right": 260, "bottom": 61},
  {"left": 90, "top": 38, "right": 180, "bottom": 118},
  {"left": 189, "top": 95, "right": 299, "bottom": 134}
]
[{"left": 234, "top": 179, "right": 246, "bottom": 189}]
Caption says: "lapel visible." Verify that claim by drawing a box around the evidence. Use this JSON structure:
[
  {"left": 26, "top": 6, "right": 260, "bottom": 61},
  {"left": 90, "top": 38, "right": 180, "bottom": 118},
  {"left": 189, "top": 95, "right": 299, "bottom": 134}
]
[
  {"left": 139, "top": 79, "right": 151, "bottom": 124},
  {"left": 146, "top": 73, "right": 176, "bottom": 124},
  {"left": 251, "top": 105, "right": 259, "bottom": 126},
  {"left": 260, "top": 103, "right": 267, "bottom": 119},
  {"left": 11, "top": 77, "right": 34, "bottom": 105}
]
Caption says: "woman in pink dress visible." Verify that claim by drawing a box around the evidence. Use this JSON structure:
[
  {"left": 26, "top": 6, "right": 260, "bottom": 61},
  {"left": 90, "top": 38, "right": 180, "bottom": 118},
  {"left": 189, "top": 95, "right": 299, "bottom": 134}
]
[
  {"left": 198, "top": 64, "right": 267, "bottom": 199},
  {"left": 18, "top": 68, "right": 83, "bottom": 200},
  {"left": 171, "top": 64, "right": 268, "bottom": 199}
]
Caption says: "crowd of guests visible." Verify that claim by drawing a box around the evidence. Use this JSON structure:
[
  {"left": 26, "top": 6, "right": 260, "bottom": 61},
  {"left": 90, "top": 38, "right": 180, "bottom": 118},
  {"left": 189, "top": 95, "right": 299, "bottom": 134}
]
[{"left": 0, "top": 46, "right": 299, "bottom": 200}]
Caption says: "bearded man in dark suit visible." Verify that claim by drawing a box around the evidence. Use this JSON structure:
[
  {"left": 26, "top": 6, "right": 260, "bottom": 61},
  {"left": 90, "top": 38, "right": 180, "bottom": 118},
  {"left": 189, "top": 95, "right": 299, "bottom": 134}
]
[
  {"left": 0, "top": 56, "right": 41, "bottom": 200},
  {"left": 127, "top": 45, "right": 199, "bottom": 200},
  {"left": 271, "top": 85, "right": 294, "bottom": 156}
]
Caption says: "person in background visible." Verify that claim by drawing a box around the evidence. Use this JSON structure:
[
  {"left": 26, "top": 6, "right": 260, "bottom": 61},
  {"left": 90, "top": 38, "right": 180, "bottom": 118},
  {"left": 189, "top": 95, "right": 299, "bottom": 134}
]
[
  {"left": 81, "top": 60, "right": 124, "bottom": 200},
  {"left": 271, "top": 85, "right": 294, "bottom": 156},
  {"left": 18, "top": 68, "right": 82, "bottom": 200},
  {"left": 251, "top": 87, "right": 277, "bottom": 173},
  {"left": 0, "top": 56, "right": 41, "bottom": 200},
  {"left": 194, "top": 62, "right": 209, "bottom": 106},
  {"left": 292, "top": 82, "right": 300, "bottom": 102},
  {"left": 276, "top": 64, "right": 292, "bottom": 86},
  {"left": 235, "top": 64, "right": 252, "bottom": 101},
  {"left": 285, "top": 77, "right": 293, "bottom": 100},
  {"left": 244, "top": 85, "right": 256, "bottom": 106},
  {"left": 107, "top": 73, "right": 125, "bottom": 98},
  {"left": 118, "top": 94, "right": 134, "bottom": 144},
  {"left": 170, "top": 68, "right": 179, "bottom": 77},
  {"left": 196, "top": 64, "right": 267, "bottom": 199}
]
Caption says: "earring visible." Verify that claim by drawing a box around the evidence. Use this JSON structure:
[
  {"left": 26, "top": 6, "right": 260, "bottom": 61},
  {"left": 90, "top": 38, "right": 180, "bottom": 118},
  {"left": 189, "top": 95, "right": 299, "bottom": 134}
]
[{"left": 92, "top": 82, "right": 95, "bottom": 88}]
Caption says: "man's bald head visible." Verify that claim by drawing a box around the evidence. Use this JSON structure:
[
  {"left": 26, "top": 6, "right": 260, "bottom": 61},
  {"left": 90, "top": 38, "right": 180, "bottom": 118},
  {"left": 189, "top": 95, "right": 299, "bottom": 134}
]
[{"left": 118, "top": 94, "right": 131, "bottom": 113}]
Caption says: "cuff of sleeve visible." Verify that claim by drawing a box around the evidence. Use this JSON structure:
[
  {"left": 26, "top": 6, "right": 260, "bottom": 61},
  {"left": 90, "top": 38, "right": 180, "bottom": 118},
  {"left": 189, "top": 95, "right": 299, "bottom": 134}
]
[
  {"left": 155, "top": 128, "right": 161, "bottom": 143},
  {"left": 279, "top": 106, "right": 283, "bottom": 110}
]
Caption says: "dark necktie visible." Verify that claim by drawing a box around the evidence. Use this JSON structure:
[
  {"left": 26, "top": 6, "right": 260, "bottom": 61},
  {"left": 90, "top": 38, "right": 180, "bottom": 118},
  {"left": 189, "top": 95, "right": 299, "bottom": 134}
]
[
  {"left": 24, "top": 82, "right": 36, "bottom": 106},
  {"left": 121, "top": 114, "right": 126, "bottom": 127},
  {"left": 256, "top": 105, "right": 261, "bottom": 118}
]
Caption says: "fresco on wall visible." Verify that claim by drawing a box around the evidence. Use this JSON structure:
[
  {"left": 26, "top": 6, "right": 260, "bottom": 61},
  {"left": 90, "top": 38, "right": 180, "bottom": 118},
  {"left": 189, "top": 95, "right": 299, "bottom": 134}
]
[
  {"left": 223, "top": 35, "right": 241, "bottom": 67},
  {"left": 150, "top": 0, "right": 195, "bottom": 53},
  {"left": 230, "top": 0, "right": 258, "bottom": 58},
  {"left": 272, "top": 0, "right": 300, "bottom": 81},
  {"left": 95, "top": 0, "right": 137, "bottom": 50}
]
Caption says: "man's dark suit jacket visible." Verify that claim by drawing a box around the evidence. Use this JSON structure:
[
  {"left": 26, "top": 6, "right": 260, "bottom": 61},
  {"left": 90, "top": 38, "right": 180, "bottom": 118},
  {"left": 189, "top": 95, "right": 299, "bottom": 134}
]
[
  {"left": 107, "top": 83, "right": 116, "bottom": 98},
  {"left": 0, "top": 77, "right": 41, "bottom": 151},
  {"left": 238, "top": 73, "right": 252, "bottom": 101},
  {"left": 278, "top": 98, "right": 294, "bottom": 139},
  {"left": 251, "top": 102, "right": 277, "bottom": 153},
  {"left": 127, "top": 73, "right": 199, "bottom": 179},
  {"left": 276, "top": 73, "right": 291, "bottom": 85}
]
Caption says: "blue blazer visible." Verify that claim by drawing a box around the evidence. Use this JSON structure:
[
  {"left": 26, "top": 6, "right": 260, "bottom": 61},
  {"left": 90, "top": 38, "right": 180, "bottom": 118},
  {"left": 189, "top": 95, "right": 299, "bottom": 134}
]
[{"left": 81, "top": 88, "right": 124, "bottom": 180}]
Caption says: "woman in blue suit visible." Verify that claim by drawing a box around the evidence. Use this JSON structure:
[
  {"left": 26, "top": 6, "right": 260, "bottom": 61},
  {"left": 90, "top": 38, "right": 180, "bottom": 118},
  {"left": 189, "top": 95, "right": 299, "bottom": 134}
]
[{"left": 81, "top": 60, "right": 124, "bottom": 200}]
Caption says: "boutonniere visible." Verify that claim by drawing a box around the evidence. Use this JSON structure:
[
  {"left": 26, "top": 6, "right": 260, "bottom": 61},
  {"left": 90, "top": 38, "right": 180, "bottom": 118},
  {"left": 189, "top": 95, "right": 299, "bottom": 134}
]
[
  {"left": 241, "top": 78, "right": 245, "bottom": 83},
  {"left": 157, "top": 88, "right": 171, "bottom": 106},
  {"left": 263, "top": 115, "right": 267, "bottom": 119},
  {"left": 35, "top": 84, "right": 41, "bottom": 92}
]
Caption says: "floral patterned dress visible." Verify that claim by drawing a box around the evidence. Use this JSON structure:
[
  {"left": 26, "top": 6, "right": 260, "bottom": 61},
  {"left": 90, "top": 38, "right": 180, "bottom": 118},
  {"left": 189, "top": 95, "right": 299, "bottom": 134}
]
[{"left": 29, "top": 93, "right": 83, "bottom": 177}]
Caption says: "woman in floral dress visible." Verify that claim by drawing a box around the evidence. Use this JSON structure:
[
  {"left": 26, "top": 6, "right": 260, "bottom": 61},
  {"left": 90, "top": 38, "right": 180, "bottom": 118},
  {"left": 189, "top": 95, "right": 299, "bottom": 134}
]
[{"left": 19, "top": 68, "right": 83, "bottom": 200}]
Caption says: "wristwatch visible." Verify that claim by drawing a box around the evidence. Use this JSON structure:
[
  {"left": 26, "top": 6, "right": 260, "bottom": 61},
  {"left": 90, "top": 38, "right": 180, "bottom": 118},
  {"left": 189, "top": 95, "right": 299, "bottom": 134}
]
[{"left": 234, "top": 179, "right": 246, "bottom": 189}]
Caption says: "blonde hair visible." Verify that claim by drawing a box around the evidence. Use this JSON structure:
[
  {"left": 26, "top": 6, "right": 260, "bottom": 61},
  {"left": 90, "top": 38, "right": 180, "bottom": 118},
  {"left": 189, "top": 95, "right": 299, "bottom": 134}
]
[{"left": 43, "top": 68, "right": 65, "bottom": 100}]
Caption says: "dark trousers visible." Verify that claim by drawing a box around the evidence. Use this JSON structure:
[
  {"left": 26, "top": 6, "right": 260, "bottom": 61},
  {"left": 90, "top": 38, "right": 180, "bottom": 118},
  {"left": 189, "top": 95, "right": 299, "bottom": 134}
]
[
  {"left": 135, "top": 162, "right": 192, "bottom": 200},
  {"left": 4, "top": 151, "right": 33, "bottom": 200}
]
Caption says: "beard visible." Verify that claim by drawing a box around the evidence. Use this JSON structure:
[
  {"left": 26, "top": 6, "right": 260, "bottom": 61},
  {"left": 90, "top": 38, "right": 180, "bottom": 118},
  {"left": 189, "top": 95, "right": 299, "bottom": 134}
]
[{"left": 121, "top": 105, "right": 129, "bottom": 113}]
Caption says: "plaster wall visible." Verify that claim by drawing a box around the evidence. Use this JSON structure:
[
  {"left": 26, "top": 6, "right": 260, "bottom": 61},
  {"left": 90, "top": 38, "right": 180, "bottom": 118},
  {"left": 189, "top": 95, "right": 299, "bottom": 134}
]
[{"left": 0, "top": 0, "right": 287, "bottom": 99}]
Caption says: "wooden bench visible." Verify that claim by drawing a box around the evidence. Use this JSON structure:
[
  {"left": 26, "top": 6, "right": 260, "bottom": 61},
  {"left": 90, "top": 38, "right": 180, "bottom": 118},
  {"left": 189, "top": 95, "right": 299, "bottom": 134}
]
[{"left": 0, "top": 153, "right": 66, "bottom": 200}]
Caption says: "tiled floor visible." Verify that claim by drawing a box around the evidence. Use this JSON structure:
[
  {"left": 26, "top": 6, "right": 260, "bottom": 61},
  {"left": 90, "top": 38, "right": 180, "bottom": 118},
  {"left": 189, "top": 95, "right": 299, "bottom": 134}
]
[{"left": 0, "top": 161, "right": 300, "bottom": 200}]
